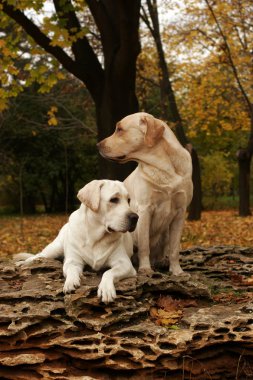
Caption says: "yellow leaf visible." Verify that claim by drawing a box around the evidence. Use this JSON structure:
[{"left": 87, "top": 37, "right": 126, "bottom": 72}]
[{"left": 48, "top": 116, "right": 58, "bottom": 126}]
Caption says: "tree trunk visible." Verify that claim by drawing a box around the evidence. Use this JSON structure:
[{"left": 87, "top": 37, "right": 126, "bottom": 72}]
[
  {"left": 237, "top": 148, "right": 252, "bottom": 216},
  {"left": 158, "top": 51, "right": 202, "bottom": 221},
  {"left": 1, "top": 246, "right": 253, "bottom": 379},
  {"left": 95, "top": 76, "right": 138, "bottom": 180},
  {"left": 86, "top": 0, "right": 141, "bottom": 181},
  {"left": 188, "top": 147, "right": 202, "bottom": 220},
  {"left": 143, "top": 0, "right": 202, "bottom": 220}
]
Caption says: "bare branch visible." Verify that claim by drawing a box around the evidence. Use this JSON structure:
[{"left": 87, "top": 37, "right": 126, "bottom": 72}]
[
  {"left": 204, "top": 0, "right": 253, "bottom": 119},
  {"left": 138, "top": 73, "right": 160, "bottom": 88},
  {"left": 140, "top": 4, "right": 154, "bottom": 36}
]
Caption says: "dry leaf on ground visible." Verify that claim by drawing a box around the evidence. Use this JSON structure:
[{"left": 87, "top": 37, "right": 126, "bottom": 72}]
[
  {"left": 150, "top": 295, "right": 197, "bottom": 327},
  {"left": 0, "top": 210, "right": 253, "bottom": 258}
]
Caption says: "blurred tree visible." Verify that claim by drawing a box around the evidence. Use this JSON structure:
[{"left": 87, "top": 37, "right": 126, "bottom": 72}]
[
  {"left": 0, "top": 0, "right": 141, "bottom": 180},
  {"left": 173, "top": 0, "right": 253, "bottom": 215},
  {"left": 202, "top": 152, "right": 233, "bottom": 201},
  {"left": 0, "top": 77, "right": 97, "bottom": 213},
  {"left": 204, "top": 0, "right": 253, "bottom": 216},
  {"left": 140, "top": 0, "right": 202, "bottom": 220}
]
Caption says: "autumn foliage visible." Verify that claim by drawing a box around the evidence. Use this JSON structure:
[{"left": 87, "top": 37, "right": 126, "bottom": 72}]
[{"left": 0, "top": 0, "right": 253, "bottom": 214}]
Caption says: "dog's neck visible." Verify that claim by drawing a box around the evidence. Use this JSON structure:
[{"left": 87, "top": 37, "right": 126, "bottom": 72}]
[
  {"left": 131, "top": 127, "right": 192, "bottom": 188},
  {"left": 84, "top": 206, "right": 121, "bottom": 244},
  {"left": 82, "top": 206, "right": 123, "bottom": 270},
  {"left": 139, "top": 162, "right": 182, "bottom": 191},
  {"left": 134, "top": 140, "right": 181, "bottom": 187}
]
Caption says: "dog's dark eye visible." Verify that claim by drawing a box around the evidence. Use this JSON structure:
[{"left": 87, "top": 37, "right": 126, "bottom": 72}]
[
  {"left": 128, "top": 198, "right": 131, "bottom": 204},
  {"left": 110, "top": 197, "right": 119, "bottom": 204},
  {"left": 116, "top": 126, "right": 123, "bottom": 133}
]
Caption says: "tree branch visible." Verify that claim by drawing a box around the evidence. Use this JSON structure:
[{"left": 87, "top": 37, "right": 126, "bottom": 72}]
[
  {"left": 52, "top": 0, "right": 105, "bottom": 102},
  {"left": 1, "top": 1, "right": 105, "bottom": 104},
  {"left": 138, "top": 73, "right": 160, "bottom": 88},
  {"left": 52, "top": 0, "right": 102, "bottom": 67},
  {"left": 204, "top": 0, "right": 253, "bottom": 119},
  {"left": 0, "top": 1, "right": 79, "bottom": 79},
  {"left": 140, "top": 4, "right": 155, "bottom": 37},
  {"left": 145, "top": 0, "right": 160, "bottom": 39}
]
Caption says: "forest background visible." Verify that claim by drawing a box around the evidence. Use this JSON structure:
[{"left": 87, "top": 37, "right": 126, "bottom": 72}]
[{"left": 0, "top": 0, "right": 252, "bottom": 253}]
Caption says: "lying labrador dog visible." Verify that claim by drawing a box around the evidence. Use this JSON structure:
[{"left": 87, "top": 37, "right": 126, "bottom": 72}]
[
  {"left": 16, "top": 180, "right": 138, "bottom": 303},
  {"left": 97, "top": 112, "right": 193, "bottom": 275}
]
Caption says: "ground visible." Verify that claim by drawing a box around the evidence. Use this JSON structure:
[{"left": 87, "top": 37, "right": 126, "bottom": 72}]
[
  {"left": 0, "top": 211, "right": 253, "bottom": 379},
  {"left": 0, "top": 210, "right": 252, "bottom": 257},
  {"left": 0, "top": 246, "right": 253, "bottom": 379}
]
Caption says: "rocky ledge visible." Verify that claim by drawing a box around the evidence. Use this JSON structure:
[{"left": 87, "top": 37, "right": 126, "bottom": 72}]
[{"left": 0, "top": 246, "right": 253, "bottom": 379}]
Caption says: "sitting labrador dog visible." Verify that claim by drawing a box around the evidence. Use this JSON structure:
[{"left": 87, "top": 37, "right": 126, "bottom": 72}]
[
  {"left": 97, "top": 112, "right": 193, "bottom": 276},
  {"left": 16, "top": 180, "right": 138, "bottom": 303}
]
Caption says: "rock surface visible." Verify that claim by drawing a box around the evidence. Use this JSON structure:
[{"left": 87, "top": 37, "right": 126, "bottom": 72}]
[{"left": 0, "top": 246, "right": 253, "bottom": 379}]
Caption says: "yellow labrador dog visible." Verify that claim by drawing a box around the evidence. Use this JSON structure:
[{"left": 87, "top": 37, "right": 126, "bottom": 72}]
[
  {"left": 16, "top": 180, "right": 138, "bottom": 303},
  {"left": 97, "top": 112, "right": 193, "bottom": 275}
]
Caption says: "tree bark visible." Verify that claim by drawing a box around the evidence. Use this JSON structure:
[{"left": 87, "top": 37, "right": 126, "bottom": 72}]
[
  {"left": 237, "top": 148, "right": 252, "bottom": 216},
  {"left": 188, "top": 147, "right": 202, "bottom": 220},
  {"left": 88, "top": 0, "right": 141, "bottom": 180}
]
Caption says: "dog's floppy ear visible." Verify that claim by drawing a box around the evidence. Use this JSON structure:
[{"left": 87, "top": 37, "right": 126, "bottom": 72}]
[
  {"left": 77, "top": 180, "right": 104, "bottom": 212},
  {"left": 140, "top": 115, "right": 165, "bottom": 147}
]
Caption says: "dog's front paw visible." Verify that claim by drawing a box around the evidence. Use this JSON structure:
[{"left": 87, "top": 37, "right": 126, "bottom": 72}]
[
  {"left": 97, "top": 279, "right": 116, "bottom": 304},
  {"left": 138, "top": 267, "right": 154, "bottom": 276},
  {"left": 63, "top": 276, "right": 81, "bottom": 294},
  {"left": 170, "top": 264, "right": 184, "bottom": 276},
  {"left": 15, "top": 256, "right": 36, "bottom": 267},
  {"left": 15, "top": 260, "right": 26, "bottom": 267}
]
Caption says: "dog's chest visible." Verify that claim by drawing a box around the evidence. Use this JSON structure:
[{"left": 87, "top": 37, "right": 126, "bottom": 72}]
[
  {"left": 150, "top": 198, "right": 175, "bottom": 235},
  {"left": 81, "top": 239, "right": 120, "bottom": 271}
]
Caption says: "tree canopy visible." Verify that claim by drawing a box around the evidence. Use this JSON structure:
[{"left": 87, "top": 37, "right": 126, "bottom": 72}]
[{"left": 0, "top": 0, "right": 253, "bottom": 215}]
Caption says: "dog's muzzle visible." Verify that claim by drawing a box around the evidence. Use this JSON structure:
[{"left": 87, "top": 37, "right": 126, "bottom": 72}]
[{"left": 127, "top": 212, "right": 139, "bottom": 232}]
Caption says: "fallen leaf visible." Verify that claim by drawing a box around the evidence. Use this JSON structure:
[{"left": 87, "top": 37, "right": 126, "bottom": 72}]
[
  {"left": 150, "top": 306, "right": 183, "bottom": 326},
  {"left": 1, "top": 210, "right": 253, "bottom": 258},
  {"left": 241, "top": 277, "right": 253, "bottom": 286}
]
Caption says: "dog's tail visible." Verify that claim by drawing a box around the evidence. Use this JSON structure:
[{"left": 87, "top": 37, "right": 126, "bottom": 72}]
[{"left": 13, "top": 252, "right": 34, "bottom": 262}]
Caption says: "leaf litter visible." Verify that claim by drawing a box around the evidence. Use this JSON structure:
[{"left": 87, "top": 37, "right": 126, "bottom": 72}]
[
  {"left": 0, "top": 210, "right": 252, "bottom": 257},
  {"left": 150, "top": 295, "right": 197, "bottom": 327}
]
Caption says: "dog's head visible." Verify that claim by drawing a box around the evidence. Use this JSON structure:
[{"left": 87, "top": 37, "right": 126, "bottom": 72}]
[
  {"left": 77, "top": 180, "right": 138, "bottom": 233},
  {"left": 97, "top": 112, "right": 165, "bottom": 163}
]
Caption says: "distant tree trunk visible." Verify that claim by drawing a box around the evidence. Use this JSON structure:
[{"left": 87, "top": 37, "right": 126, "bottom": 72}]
[
  {"left": 49, "top": 179, "right": 57, "bottom": 213},
  {"left": 63, "top": 144, "right": 69, "bottom": 214},
  {"left": 18, "top": 164, "right": 24, "bottom": 219},
  {"left": 67, "top": 177, "right": 77, "bottom": 212},
  {"left": 22, "top": 196, "right": 37, "bottom": 214},
  {"left": 40, "top": 191, "right": 50, "bottom": 213},
  {"left": 203, "top": 0, "right": 253, "bottom": 216},
  {"left": 18, "top": 161, "right": 36, "bottom": 214},
  {"left": 142, "top": 0, "right": 202, "bottom": 220},
  {"left": 188, "top": 147, "right": 202, "bottom": 220},
  {"left": 237, "top": 148, "right": 252, "bottom": 216},
  {"left": 236, "top": 115, "right": 253, "bottom": 216}
]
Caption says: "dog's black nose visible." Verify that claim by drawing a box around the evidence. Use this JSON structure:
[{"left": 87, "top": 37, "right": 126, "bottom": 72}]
[{"left": 128, "top": 213, "right": 139, "bottom": 231}]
